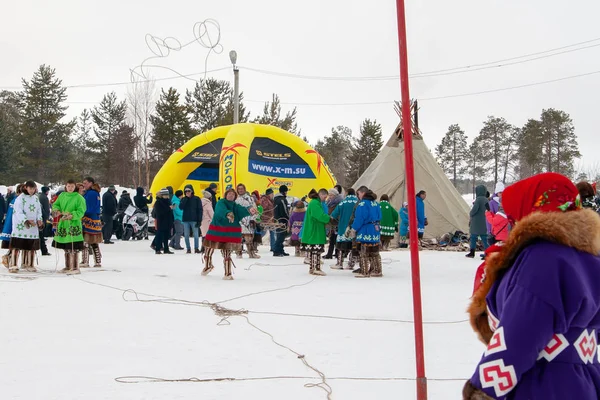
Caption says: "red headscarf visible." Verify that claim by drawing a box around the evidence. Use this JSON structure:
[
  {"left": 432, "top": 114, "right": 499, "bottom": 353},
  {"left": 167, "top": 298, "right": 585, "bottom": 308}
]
[{"left": 502, "top": 172, "right": 581, "bottom": 223}]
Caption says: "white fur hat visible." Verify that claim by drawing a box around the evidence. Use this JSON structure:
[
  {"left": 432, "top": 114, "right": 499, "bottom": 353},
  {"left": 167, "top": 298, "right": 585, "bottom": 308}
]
[{"left": 495, "top": 182, "right": 505, "bottom": 194}]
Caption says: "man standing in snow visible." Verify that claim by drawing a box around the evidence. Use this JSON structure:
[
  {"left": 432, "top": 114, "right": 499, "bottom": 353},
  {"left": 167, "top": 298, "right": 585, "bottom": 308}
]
[
  {"left": 38, "top": 186, "right": 51, "bottom": 256},
  {"left": 102, "top": 185, "right": 118, "bottom": 244},
  {"left": 272, "top": 185, "right": 290, "bottom": 257}
]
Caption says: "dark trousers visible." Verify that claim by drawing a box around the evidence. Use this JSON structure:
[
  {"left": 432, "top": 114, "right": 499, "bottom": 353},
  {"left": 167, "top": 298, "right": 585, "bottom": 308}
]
[
  {"left": 39, "top": 230, "right": 48, "bottom": 254},
  {"left": 154, "top": 230, "right": 170, "bottom": 252},
  {"left": 325, "top": 231, "right": 338, "bottom": 257},
  {"left": 273, "top": 230, "right": 286, "bottom": 255},
  {"left": 102, "top": 214, "right": 114, "bottom": 243}
]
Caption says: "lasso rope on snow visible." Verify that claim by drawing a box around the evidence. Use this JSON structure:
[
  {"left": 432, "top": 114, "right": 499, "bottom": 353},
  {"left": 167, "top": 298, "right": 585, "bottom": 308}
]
[{"left": 130, "top": 18, "right": 224, "bottom": 83}]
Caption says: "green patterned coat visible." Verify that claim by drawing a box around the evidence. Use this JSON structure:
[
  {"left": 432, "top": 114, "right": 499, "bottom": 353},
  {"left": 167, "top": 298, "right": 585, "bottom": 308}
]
[
  {"left": 380, "top": 200, "right": 399, "bottom": 238},
  {"left": 52, "top": 192, "right": 86, "bottom": 244}
]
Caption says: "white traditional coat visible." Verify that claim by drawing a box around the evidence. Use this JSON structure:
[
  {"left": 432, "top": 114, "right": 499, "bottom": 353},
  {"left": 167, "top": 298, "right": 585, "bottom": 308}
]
[{"left": 11, "top": 193, "right": 42, "bottom": 240}]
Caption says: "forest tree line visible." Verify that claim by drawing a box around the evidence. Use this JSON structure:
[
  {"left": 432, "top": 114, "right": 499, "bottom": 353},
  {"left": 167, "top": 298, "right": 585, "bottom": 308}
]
[
  {"left": 0, "top": 65, "right": 305, "bottom": 187},
  {"left": 434, "top": 111, "right": 583, "bottom": 191}
]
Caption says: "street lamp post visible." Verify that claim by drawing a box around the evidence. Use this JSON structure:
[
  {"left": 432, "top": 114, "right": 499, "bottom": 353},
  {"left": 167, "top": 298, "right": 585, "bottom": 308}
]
[{"left": 229, "top": 50, "right": 240, "bottom": 124}]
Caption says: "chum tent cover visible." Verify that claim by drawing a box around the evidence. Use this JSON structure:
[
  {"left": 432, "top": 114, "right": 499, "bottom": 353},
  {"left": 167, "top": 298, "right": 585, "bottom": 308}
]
[
  {"left": 150, "top": 123, "right": 336, "bottom": 199},
  {"left": 353, "top": 125, "right": 470, "bottom": 239}
]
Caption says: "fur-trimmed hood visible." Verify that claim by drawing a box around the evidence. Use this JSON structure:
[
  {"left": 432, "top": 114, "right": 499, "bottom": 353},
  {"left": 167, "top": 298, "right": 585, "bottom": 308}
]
[{"left": 468, "top": 209, "right": 600, "bottom": 345}]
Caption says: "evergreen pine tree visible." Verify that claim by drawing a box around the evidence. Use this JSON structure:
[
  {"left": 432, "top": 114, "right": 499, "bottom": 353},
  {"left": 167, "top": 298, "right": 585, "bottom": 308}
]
[
  {"left": 19, "top": 65, "right": 75, "bottom": 183},
  {"left": 314, "top": 126, "right": 353, "bottom": 187},
  {"left": 435, "top": 124, "right": 468, "bottom": 187},
  {"left": 346, "top": 119, "right": 383, "bottom": 185},
  {"left": 515, "top": 119, "right": 545, "bottom": 179},
  {"left": 0, "top": 91, "right": 21, "bottom": 182},
  {"left": 91, "top": 92, "right": 127, "bottom": 184},
  {"left": 466, "top": 140, "right": 487, "bottom": 194},
  {"left": 72, "top": 109, "right": 96, "bottom": 178},
  {"left": 185, "top": 78, "right": 231, "bottom": 133},
  {"left": 541, "top": 108, "right": 581, "bottom": 177},
  {"left": 149, "top": 88, "right": 192, "bottom": 164},
  {"left": 475, "top": 116, "right": 514, "bottom": 186},
  {"left": 253, "top": 94, "right": 300, "bottom": 136}
]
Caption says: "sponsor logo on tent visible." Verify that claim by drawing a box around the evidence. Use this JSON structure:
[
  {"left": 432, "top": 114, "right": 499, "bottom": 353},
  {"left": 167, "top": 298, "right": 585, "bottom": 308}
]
[
  {"left": 178, "top": 139, "right": 224, "bottom": 164},
  {"left": 221, "top": 143, "right": 247, "bottom": 190},
  {"left": 266, "top": 178, "right": 293, "bottom": 188}
]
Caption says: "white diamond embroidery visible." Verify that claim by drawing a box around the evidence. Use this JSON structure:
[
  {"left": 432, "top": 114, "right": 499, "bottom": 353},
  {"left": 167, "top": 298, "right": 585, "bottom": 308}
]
[
  {"left": 537, "top": 334, "right": 569, "bottom": 362},
  {"left": 484, "top": 327, "right": 507, "bottom": 357},
  {"left": 574, "top": 329, "right": 597, "bottom": 364}
]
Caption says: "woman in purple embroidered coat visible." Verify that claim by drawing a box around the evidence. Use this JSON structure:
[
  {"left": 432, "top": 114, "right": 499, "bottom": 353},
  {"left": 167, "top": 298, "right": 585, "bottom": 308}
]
[
  {"left": 288, "top": 201, "right": 306, "bottom": 257},
  {"left": 464, "top": 172, "right": 600, "bottom": 400}
]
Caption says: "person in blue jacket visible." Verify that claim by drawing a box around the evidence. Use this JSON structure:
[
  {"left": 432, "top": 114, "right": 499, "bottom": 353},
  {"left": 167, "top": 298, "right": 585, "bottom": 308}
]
[
  {"left": 398, "top": 201, "right": 409, "bottom": 248},
  {"left": 1, "top": 184, "right": 20, "bottom": 268},
  {"left": 350, "top": 186, "right": 382, "bottom": 278},
  {"left": 330, "top": 188, "right": 358, "bottom": 269},
  {"left": 81, "top": 177, "right": 102, "bottom": 268},
  {"left": 415, "top": 190, "right": 428, "bottom": 239}
]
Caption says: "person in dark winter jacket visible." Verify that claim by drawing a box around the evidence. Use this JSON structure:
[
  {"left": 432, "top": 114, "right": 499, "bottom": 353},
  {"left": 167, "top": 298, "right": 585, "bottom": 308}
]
[
  {"left": 102, "top": 185, "right": 118, "bottom": 244},
  {"left": 38, "top": 186, "right": 51, "bottom": 256},
  {"left": 153, "top": 189, "right": 174, "bottom": 254},
  {"left": 272, "top": 185, "right": 290, "bottom": 256},
  {"left": 0, "top": 192, "right": 5, "bottom": 230},
  {"left": 466, "top": 185, "right": 489, "bottom": 258},
  {"left": 179, "top": 184, "right": 202, "bottom": 253},
  {"left": 5, "top": 188, "right": 16, "bottom": 210},
  {"left": 118, "top": 190, "right": 133, "bottom": 212},
  {"left": 134, "top": 187, "right": 152, "bottom": 214}
]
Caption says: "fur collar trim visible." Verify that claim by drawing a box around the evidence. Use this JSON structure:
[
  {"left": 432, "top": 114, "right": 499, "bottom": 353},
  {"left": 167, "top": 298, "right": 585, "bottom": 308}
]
[{"left": 468, "top": 209, "right": 600, "bottom": 344}]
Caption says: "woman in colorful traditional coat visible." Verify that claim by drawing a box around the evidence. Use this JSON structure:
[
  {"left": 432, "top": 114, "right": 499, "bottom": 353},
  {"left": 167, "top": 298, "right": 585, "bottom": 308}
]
[
  {"left": 8, "top": 181, "right": 43, "bottom": 273},
  {"left": 379, "top": 194, "right": 398, "bottom": 251},
  {"left": 1, "top": 184, "right": 22, "bottom": 268},
  {"left": 330, "top": 188, "right": 358, "bottom": 269},
  {"left": 301, "top": 189, "right": 330, "bottom": 276},
  {"left": 81, "top": 178, "right": 103, "bottom": 268},
  {"left": 464, "top": 172, "right": 600, "bottom": 400},
  {"left": 202, "top": 188, "right": 255, "bottom": 280},
  {"left": 288, "top": 201, "right": 306, "bottom": 257},
  {"left": 350, "top": 187, "right": 382, "bottom": 278},
  {"left": 52, "top": 180, "right": 87, "bottom": 274}
]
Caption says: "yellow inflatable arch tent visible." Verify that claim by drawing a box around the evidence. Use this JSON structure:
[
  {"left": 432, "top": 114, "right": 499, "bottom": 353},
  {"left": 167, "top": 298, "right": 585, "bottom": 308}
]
[{"left": 150, "top": 123, "right": 337, "bottom": 200}]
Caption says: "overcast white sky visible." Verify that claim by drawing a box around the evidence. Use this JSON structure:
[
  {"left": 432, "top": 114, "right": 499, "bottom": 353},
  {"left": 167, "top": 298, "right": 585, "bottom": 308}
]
[{"left": 2, "top": 0, "right": 599, "bottom": 170}]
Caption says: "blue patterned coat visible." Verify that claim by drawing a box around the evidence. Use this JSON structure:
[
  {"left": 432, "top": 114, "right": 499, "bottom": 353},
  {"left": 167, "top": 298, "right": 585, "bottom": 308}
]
[
  {"left": 0, "top": 197, "right": 16, "bottom": 243},
  {"left": 331, "top": 195, "right": 357, "bottom": 243},
  {"left": 351, "top": 192, "right": 382, "bottom": 244}
]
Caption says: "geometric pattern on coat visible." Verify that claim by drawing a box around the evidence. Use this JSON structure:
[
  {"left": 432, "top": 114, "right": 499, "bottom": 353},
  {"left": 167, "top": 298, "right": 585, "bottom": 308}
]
[
  {"left": 574, "top": 329, "right": 597, "bottom": 364},
  {"left": 478, "top": 358, "right": 517, "bottom": 398},
  {"left": 487, "top": 306, "right": 499, "bottom": 332},
  {"left": 484, "top": 327, "right": 507, "bottom": 357},
  {"left": 537, "top": 333, "right": 569, "bottom": 362}
]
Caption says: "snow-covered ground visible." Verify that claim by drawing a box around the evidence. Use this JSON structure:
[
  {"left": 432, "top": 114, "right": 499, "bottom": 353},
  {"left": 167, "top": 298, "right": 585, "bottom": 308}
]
[{"left": 0, "top": 241, "right": 485, "bottom": 400}]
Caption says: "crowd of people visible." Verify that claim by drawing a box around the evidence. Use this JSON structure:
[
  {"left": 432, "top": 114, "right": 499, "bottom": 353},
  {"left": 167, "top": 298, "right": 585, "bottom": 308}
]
[{"left": 147, "top": 182, "right": 418, "bottom": 280}]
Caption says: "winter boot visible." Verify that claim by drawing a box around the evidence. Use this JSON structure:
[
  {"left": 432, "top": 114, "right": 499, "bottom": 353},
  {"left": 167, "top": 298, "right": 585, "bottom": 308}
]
[
  {"left": 80, "top": 244, "right": 90, "bottom": 268},
  {"left": 466, "top": 250, "right": 475, "bottom": 259},
  {"left": 66, "top": 251, "right": 81, "bottom": 275},
  {"left": 91, "top": 244, "right": 102, "bottom": 267},
  {"left": 331, "top": 251, "right": 344, "bottom": 270},
  {"left": 8, "top": 249, "right": 20, "bottom": 273},
  {"left": 222, "top": 250, "right": 234, "bottom": 280},
  {"left": 369, "top": 253, "right": 383, "bottom": 277},
  {"left": 201, "top": 248, "right": 215, "bottom": 276},
  {"left": 22, "top": 250, "right": 37, "bottom": 272},
  {"left": 1, "top": 252, "right": 9, "bottom": 268},
  {"left": 355, "top": 250, "right": 370, "bottom": 278}
]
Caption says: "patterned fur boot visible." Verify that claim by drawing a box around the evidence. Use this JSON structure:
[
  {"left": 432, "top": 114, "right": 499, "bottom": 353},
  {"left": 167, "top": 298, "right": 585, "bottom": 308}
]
[
  {"left": 222, "top": 249, "right": 234, "bottom": 280},
  {"left": 369, "top": 253, "right": 383, "bottom": 277},
  {"left": 201, "top": 248, "right": 215, "bottom": 276},
  {"left": 80, "top": 244, "right": 90, "bottom": 268},
  {"left": 8, "top": 249, "right": 20, "bottom": 273}
]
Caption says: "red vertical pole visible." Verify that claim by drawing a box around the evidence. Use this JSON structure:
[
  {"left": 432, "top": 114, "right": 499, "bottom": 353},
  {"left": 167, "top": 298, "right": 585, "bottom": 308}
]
[{"left": 395, "top": 1, "right": 428, "bottom": 399}]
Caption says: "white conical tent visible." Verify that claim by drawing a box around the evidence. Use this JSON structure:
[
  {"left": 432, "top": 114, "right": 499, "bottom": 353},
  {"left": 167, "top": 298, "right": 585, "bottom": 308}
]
[{"left": 353, "top": 127, "right": 470, "bottom": 239}]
